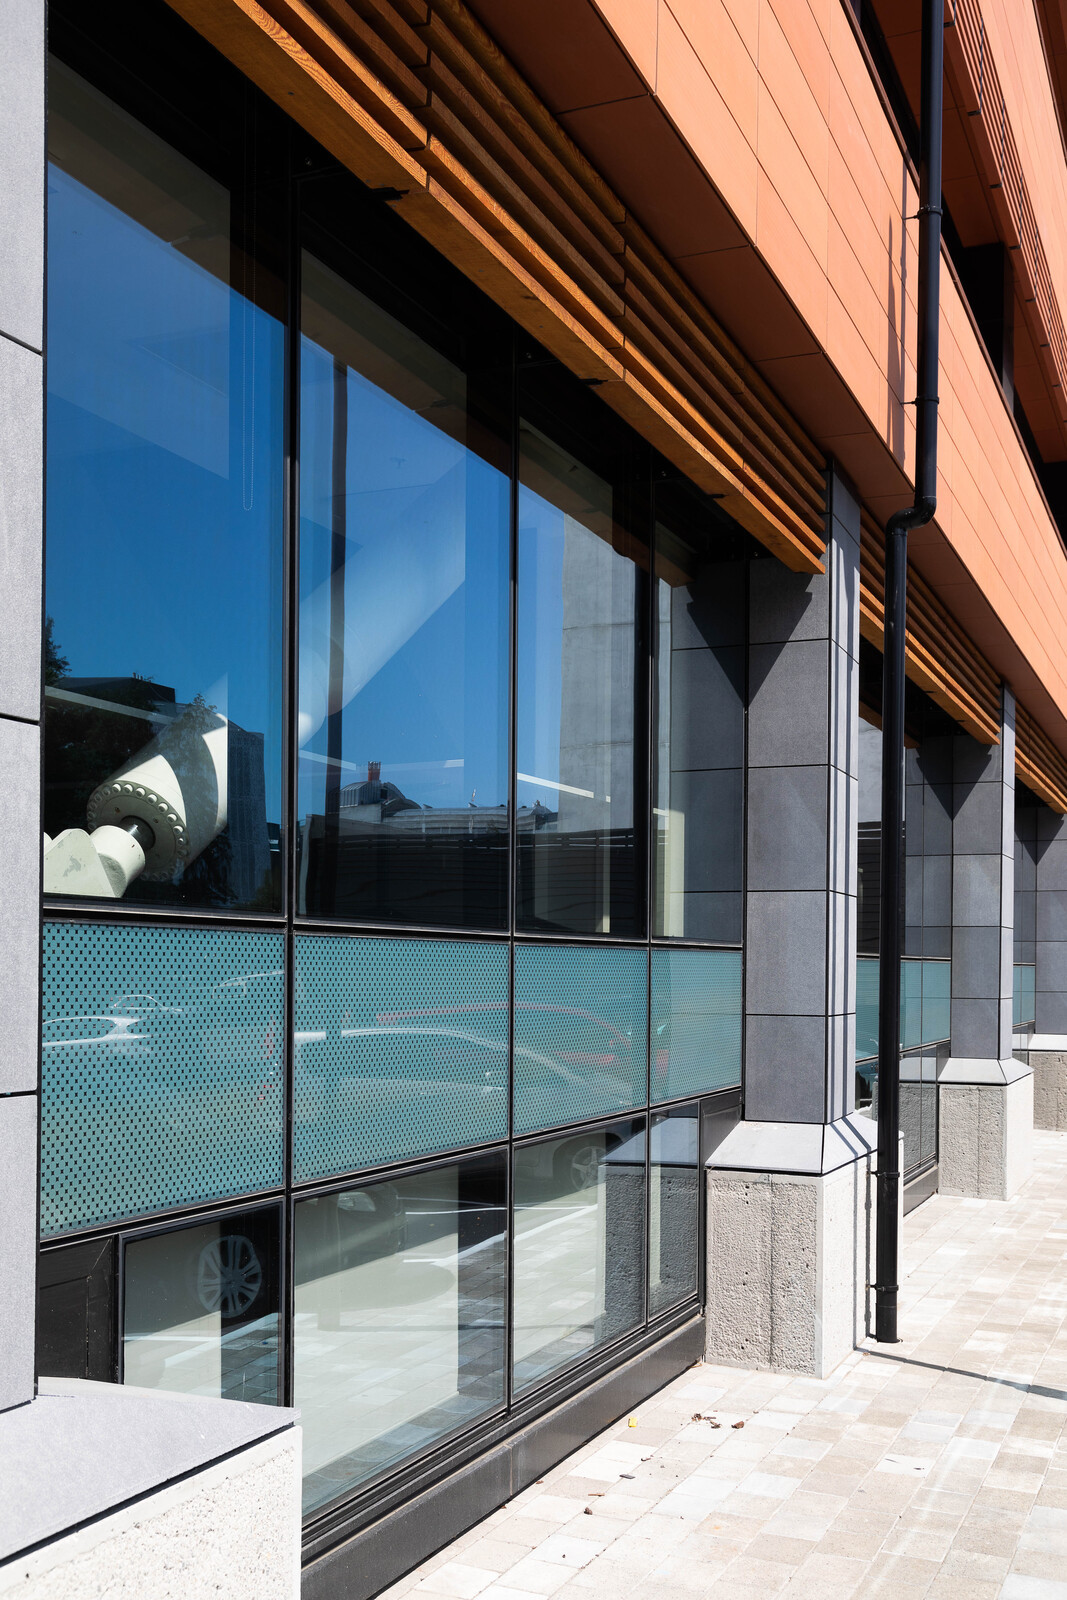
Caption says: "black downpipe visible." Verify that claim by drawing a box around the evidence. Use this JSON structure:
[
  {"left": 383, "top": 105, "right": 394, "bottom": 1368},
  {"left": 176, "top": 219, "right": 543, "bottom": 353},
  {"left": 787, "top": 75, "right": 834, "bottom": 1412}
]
[{"left": 875, "top": 0, "right": 944, "bottom": 1345}]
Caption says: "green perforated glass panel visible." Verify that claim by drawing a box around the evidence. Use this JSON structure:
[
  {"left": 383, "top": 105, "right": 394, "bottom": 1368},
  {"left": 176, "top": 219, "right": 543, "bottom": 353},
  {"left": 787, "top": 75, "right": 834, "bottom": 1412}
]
[
  {"left": 513, "top": 945, "right": 648, "bottom": 1135},
  {"left": 650, "top": 947, "right": 741, "bottom": 1103},
  {"left": 1014, "top": 963, "right": 1036, "bottom": 1028},
  {"left": 293, "top": 936, "right": 508, "bottom": 1181},
  {"left": 42, "top": 923, "right": 284, "bottom": 1236}
]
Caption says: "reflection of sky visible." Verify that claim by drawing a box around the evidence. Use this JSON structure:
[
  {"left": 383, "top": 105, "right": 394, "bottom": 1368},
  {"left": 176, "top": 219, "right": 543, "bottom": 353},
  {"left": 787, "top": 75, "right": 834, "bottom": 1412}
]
[
  {"left": 515, "top": 486, "right": 564, "bottom": 801},
  {"left": 298, "top": 335, "right": 509, "bottom": 816},
  {"left": 45, "top": 163, "right": 284, "bottom": 817}
]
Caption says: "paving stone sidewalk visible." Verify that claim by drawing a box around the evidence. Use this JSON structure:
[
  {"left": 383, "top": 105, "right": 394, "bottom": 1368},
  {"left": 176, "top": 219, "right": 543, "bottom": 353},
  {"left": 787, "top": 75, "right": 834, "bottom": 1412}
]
[{"left": 383, "top": 1131, "right": 1067, "bottom": 1600}]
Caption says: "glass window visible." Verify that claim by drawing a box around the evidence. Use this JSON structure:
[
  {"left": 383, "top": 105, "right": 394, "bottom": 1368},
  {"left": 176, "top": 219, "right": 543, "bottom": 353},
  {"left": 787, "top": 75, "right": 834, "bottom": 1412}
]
[
  {"left": 649, "top": 1103, "right": 699, "bottom": 1317},
  {"left": 44, "top": 56, "right": 284, "bottom": 911},
  {"left": 516, "top": 366, "right": 648, "bottom": 936},
  {"left": 513, "top": 1118, "right": 645, "bottom": 1394},
  {"left": 296, "top": 182, "right": 511, "bottom": 928},
  {"left": 653, "top": 480, "right": 745, "bottom": 942},
  {"left": 513, "top": 945, "right": 648, "bottom": 1135},
  {"left": 293, "top": 935, "right": 508, "bottom": 1182},
  {"left": 295, "top": 1154, "right": 507, "bottom": 1513},
  {"left": 122, "top": 1206, "right": 280, "bottom": 1405},
  {"left": 650, "top": 948, "right": 742, "bottom": 1103},
  {"left": 41, "top": 923, "right": 285, "bottom": 1235},
  {"left": 857, "top": 716, "right": 883, "bottom": 955}
]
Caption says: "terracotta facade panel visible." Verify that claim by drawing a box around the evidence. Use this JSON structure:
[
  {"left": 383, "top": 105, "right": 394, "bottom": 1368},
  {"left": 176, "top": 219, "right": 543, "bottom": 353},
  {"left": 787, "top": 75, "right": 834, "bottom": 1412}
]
[{"left": 655, "top": 4, "right": 759, "bottom": 229}]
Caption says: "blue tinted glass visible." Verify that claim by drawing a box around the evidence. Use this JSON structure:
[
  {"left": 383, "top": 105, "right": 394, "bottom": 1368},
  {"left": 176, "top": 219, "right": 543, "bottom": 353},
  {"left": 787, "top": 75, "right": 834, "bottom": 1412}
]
[
  {"left": 1013, "top": 963, "right": 1036, "bottom": 1027},
  {"left": 921, "top": 960, "right": 950, "bottom": 1044},
  {"left": 294, "top": 937, "right": 508, "bottom": 1181},
  {"left": 650, "top": 948, "right": 741, "bottom": 1103},
  {"left": 649, "top": 1103, "right": 700, "bottom": 1316},
  {"left": 856, "top": 956, "right": 879, "bottom": 1060},
  {"left": 901, "top": 959, "right": 923, "bottom": 1050},
  {"left": 513, "top": 946, "right": 648, "bottom": 1134},
  {"left": 42, "top": 923, "right": 284, "bottom": 1235},
  {"left": 516, "top": 370, "right": 647, "bottom": 937},
  {"left": 296, "top": 226, "right": 510, "bottom": 928},
  {"left": 44, "top": 61, "right": 283, "bottom": 911},
  {"left": 296, "top": 1154, "right": 506, "bottom": 1511},
  {"left": 653, "top": 481, "right": 745, "bottom": 944},
  {"left": 513, "top": 1118, "right": 645, "bottom": 1394}
]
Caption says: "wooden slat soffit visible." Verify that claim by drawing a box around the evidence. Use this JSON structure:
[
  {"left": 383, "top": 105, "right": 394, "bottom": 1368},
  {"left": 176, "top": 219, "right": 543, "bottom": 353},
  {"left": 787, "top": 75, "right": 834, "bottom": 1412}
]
[
  {"left": 860, "top": 512, "right": 1067, "bottom": 812},
  {"left": 163, "top": 0, "right": 827, "bottom": 572},
  {"left": 1017, "top": 701, "right": 1067, "bottom": 814}
]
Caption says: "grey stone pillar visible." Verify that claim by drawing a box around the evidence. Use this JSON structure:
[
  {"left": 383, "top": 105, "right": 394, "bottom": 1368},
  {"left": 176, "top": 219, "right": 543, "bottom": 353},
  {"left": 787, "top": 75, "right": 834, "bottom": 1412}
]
[
  {"left": 705, "top": 467, "right": 873, "bottom": 1379},
  {"left": 939, "top": 690, "right": 1032, "bottom": 1199},
  {"left": 1029, "top": 807, "right": 1067, "bottom": 1127},
  {"left": 0, "top": 0, "right": 44, "bottom": 1411}
]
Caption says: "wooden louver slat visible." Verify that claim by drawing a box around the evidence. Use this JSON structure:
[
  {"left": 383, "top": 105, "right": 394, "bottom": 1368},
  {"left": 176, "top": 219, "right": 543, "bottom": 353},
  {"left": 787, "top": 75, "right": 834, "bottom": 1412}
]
[
  {"left": 1016, "top": 702, "right": 1067, "bottom": 814},
  {"left": 859, "top": 510, "right": 1002, "bottom": 746},
  {"left": 163, "top": 0, "right": 828, "bottom": 572}
]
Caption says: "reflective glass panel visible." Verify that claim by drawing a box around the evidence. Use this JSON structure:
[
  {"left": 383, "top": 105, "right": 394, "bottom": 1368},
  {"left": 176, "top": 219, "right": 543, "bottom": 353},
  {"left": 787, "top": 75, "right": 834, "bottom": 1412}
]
[
  {"left": 122, "top": 1207, "right": 280, "bottom": 1404},
  {"left": 921, "top": 960, "right": 950, "bottom": 1044},
  {"left": 513, "top": 1118, "right": 645, "bottom": 1393},
  {"left": 42, "top": 922, "right": 285, "bottom": 1235},
  {"left": 513, "top": 945, "right": 648, "bottom": 1135},
  {"left": 44, "top": 57, "right": 284, "bottom": 910},
  {"left": 516, "top": 366, "right": 648, "bottom": 935},
  {"left": 653, "top": 480, "right": 745, "bottom": 941},
  {"left": 649, "top": 1103, "right": 699, "bottom": 1317},
  {"left": 293, "top": 935, "right": 508, "bottom": 1181},
  {"left": 295, "top": 1154, "right": 507, "bottom": 1513},
  {"left": 297, "top": 183, "right": 510, "bottom": 927},
  {"left": 650, "top": 948, "right": 742, "bottom": 1103}
]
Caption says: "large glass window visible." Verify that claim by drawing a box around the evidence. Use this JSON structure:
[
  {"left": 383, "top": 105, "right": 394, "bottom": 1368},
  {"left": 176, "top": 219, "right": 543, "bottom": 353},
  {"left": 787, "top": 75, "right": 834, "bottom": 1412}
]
[
  {"left": 513, "top": 1118, "right": 646, "bottom": 1394},
  {"left": 516, "top": 368, "right": 648, "bottom": 936},
  {"left": 44, "top": 53, "right": 284, "bottom": 911},
  {"left": 295, "top": 1155, "right": 507, "bottom": 1513},
  {"left": 296, "top": 180, "right": 511, "bottom": 928},
  {"left": 653, "top": 480, "right": 745, "bottom": 942},
  {"left": 122, "top": 1206, "right": 280, "bottom": 1405},
  {"left": 41, "top": 0, "right": 744, "bottom": 1536}
]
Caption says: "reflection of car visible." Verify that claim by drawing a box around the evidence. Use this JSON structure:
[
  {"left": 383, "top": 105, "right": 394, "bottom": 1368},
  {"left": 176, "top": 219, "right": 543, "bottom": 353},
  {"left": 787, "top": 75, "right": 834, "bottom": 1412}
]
[{"left": 42, "top": 1013, "right": 148, "bottom": 1053}]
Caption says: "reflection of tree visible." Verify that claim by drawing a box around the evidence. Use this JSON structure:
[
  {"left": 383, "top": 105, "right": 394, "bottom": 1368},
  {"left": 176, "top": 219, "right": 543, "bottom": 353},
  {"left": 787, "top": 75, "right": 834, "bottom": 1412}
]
[{"left": 43, "top": 617, "right": 69, "bottom": 686}]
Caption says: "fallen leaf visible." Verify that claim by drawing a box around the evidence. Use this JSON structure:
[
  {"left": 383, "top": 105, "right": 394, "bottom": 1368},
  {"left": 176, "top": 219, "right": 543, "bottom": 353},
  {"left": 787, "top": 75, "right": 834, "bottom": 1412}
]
[
  {"left": 732, "top": 1421, "right": 745, "bottom": 1430},
  {"left": 584, "top": 1508, "right": 593, "bottom": 1515}
]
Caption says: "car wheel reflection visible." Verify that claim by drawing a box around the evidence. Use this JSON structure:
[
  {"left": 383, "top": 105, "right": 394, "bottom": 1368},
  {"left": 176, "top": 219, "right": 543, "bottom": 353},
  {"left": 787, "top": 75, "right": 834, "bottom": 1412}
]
[{"left": 196, "top": 1234, "right": 263, "bottom": 1317}]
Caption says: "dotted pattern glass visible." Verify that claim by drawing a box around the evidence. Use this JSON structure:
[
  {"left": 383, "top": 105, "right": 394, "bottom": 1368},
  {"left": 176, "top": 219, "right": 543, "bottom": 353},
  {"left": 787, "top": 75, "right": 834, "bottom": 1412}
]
[
  {"left": 650, "top": 948, "right": 742, "bottom": 1103},
  {"left": 855, "top": 957, "right": 951, "bottom": 1063},
  {"left": 293, "top": 937, "right": 509, "bottom": 1181},
  {"left": 513, "top": 945, "right": 648, "bottom": 1135},
  {"left": 42, "top": 923, "right": 285, "bottom": 1236}
]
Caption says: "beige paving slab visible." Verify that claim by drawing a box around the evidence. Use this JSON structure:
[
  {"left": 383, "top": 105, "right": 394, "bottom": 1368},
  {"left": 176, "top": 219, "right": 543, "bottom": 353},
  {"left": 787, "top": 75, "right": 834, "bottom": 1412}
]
[{"left": 382, "top": 1133, "right": 1067, "bottom": 1600}]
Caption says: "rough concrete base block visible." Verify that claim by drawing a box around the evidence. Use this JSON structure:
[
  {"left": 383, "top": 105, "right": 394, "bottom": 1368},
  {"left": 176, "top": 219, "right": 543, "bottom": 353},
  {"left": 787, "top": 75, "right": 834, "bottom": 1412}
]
[
  {"left": 939, "top": 1074, "right": 1033, "bottom": 1200},
  {"left": 0, "top": 1431, "right": 301, "bottom": 1599},
  {"left": 1030, "top": 1051, "right": 1067, "bottom": 1131},
  {"left": 705, "top": 1157, "right": 870, "bottom": 1378}
]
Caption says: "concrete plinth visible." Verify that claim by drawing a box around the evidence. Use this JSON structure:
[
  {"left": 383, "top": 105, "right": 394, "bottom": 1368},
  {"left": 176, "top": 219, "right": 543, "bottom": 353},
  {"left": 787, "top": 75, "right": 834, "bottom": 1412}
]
[
  {"left": 705, "top": 1116, "right": 874, "bottom": 1379},
  {"left": 1027, "top": 1038, "right": 1067, "bottom": 1130},
  {"left": 938, "top": 1059, "right": 1033, "bottom": 1200}
]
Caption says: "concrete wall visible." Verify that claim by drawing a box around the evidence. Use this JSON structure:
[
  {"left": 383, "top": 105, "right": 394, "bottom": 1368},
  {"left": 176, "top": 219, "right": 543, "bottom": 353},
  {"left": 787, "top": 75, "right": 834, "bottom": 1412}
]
[
  {"left": 0, "top": 1430, "right": 301, "bottom": 1599},
  {"left": 0, "top": 0, "right": 44, "bottom": 1415}
]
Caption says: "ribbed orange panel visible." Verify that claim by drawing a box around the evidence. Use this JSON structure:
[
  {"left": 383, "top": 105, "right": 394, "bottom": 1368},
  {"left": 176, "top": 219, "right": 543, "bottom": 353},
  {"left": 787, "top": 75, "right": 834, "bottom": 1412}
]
[
  {"left": 1016, "top": 702, "right": 1067, "bottom": 813},
  {"left": 859, "top": 511, "right": 1002, "bottom": 745},
  {"left": 162, "top": 0, "right": 827, "bottom": 572}
]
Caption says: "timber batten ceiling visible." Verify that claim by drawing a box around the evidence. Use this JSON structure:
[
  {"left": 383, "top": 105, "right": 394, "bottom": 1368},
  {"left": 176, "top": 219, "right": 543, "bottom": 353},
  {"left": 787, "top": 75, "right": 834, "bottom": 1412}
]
[{"left": 162, "top": 0, "right": 827, "bottom": 572}]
